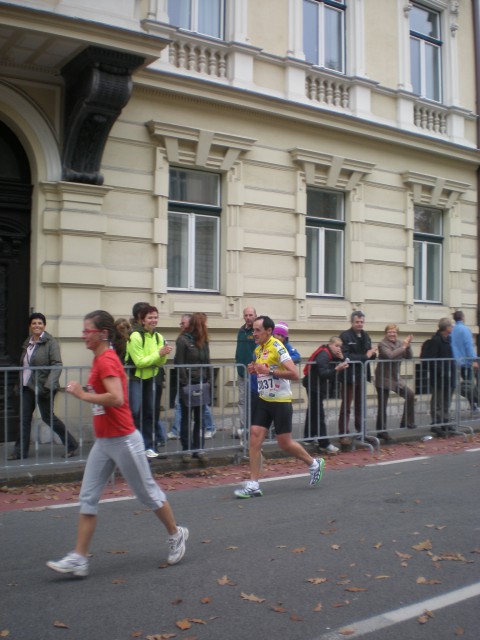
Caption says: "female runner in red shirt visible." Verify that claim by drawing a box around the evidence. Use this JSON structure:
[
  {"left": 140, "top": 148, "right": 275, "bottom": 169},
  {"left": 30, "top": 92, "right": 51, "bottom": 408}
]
[{"left": 47, "top": 310, "right": 188, "bottom": 577}]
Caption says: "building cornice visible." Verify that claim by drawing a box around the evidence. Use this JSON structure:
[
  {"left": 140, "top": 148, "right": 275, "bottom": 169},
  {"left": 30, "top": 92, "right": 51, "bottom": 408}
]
[
  {"left": 0, "top": 3, "right": 168, "bottom": 66},
  {"left": 134, "top": 75, "right": 480, "bottom": 166}
]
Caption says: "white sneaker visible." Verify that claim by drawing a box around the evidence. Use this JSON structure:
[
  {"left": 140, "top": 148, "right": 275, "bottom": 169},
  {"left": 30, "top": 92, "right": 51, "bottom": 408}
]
[
  {"left": 234, "top": 481, "right": 263, "bottom": 499},
  {"left": 167, "top": 432, "right": 179, "bottom": 440},
  {"left": 309, "top": 457, "right": 325, "bottom": 486},
  {"left": 145, "top": 448, "right": 159, "bottom": 458},
  {"left": 46, "top": 552, "right": 88, "bottom": 577},
  {"left": 168, "top": 526, "right": 189, "bottom": 565},
  {"left": 204, "top": 429, "right": 216, "bottom": 439},
  {"left": 325, "top": 444, "right": 339, "bottom": 454}
]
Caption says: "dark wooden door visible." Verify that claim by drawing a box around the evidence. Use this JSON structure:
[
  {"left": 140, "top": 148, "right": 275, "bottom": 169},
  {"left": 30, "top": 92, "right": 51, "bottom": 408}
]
[{"left": 0, "top": 121, "right": 32, "bottom": 441}]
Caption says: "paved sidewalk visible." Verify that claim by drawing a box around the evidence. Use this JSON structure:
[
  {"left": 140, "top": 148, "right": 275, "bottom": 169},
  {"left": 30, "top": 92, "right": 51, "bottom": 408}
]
[{"left": 1, "top": 406, "right": 479, "bottom": 486}]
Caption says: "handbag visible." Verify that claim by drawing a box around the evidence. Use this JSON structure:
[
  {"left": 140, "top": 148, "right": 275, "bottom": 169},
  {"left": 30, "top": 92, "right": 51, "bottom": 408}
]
[{"left": 181, "top": 382, "right": 211, "bottom": 407}]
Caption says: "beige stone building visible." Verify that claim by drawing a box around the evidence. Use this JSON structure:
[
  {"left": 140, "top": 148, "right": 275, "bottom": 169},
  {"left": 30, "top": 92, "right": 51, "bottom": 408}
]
[{"left": 0, "top": 0, "right": 479, "bottom": 378}]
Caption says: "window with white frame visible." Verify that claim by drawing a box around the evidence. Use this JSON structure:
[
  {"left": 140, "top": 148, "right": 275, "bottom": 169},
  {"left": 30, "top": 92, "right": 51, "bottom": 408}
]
[
  {"left": 410, "top": 3, "right": 442, "bottom": 102},
  {"left": 168, "top": 0, "right": 224, "bottom": 39},
  {"left": 168, "top": 168, "right": 220, "bottom": 292},
  {"left": 414, "top": 206, "right": 443, "bottom": 302},
  {"left": 306, "top": 188, "right": 344, "bottom": 296},
  {"left": 303, "top": 0, "right": 345, "bottom": 73}
]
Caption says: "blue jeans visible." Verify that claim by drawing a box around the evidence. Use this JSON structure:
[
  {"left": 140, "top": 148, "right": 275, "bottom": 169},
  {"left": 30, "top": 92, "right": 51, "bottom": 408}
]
[
  {"left": 129, "top": 378, "right": 153, "bottom": 449},
  {"left": 14, "top": 386, "right": 77, "bottom": 458},
  {"left": 171, "top": 393, "right": 215, "bottom": 435}
]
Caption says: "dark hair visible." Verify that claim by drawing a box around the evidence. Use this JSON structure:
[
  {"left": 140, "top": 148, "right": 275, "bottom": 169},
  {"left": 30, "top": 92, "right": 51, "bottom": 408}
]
[
  {"left": 351, "top": 310, "right": 365, "bottom": 322},
  {"left": 29, "top": 312, "right": 46, "bottom": 326},
  {"left": 254, "top": 315, "right": 275, "bottom": 332},
  {"left": 188, "top": 312, "right": 209, "bottom": 347},
  {"left": 84, "top": 310, "right": 115, "bottom": 342},
  {"left": 131, "top": 302, "right": 150, "bottom": 322},
  {"left": 138, "top": 305, "right": 159, "bottom": 322},
  {"left": 453, "top": 310, "right": 464, "bottom": 322}
]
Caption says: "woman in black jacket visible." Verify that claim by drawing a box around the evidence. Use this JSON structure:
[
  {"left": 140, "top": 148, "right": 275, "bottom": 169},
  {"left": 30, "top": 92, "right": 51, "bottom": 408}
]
[
  {"left": 175, "top": 312, "right": 211, "bottom": 463},
  {"left": 8, "top": 313, "right": 78, "bottom": 460}
]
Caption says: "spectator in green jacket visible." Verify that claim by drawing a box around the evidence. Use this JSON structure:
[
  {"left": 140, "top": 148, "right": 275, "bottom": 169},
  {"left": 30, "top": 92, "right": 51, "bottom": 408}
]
[{"left": 235, "top": 306, "right": 256, "bottom": 439}]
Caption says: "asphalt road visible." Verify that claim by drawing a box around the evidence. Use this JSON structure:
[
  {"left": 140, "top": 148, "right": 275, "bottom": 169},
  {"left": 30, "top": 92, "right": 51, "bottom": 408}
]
[{"left": 1, "top": 446, "right": 479, "bottom": 640}]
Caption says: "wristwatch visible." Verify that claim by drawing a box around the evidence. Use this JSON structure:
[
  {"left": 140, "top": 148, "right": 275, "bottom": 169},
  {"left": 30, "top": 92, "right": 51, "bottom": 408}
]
[{"left": 269, "top": 366, "right": 275, "bottom": 375}]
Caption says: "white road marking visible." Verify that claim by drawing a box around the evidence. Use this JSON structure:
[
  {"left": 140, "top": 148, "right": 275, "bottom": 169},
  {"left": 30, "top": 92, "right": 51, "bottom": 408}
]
[
  {"left": 316, "top": 581, "right": 480, "bottom": 639},
  {"left": 46, "top": 496, "right": 135, "bottom": 509},
  {"left": 366, "top": 456, "right": 430, "bottom": 466}
]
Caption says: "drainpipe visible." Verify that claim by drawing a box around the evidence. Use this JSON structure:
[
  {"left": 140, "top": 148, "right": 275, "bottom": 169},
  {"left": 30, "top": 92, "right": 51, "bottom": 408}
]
[{"left": 473, "top": 1, "right": 480, "bottom": 340}]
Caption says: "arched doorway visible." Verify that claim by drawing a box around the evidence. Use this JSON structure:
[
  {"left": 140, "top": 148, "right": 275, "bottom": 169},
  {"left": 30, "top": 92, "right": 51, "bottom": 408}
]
[{"left": 0, "top": 121, "right": 32, "bottom": 441}]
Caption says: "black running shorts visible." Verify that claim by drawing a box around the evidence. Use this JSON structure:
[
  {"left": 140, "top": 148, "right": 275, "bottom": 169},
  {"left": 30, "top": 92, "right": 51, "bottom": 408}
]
[{"left": 252, "top": 398, "right": 293, "bottom": 435}]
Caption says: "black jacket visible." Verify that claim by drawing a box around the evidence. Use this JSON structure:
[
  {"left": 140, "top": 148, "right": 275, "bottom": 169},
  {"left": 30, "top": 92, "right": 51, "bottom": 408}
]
[
  {"left": 339, "top": 327, "right": 376, "bottom": 384},
  {"left": 428, "top": 331, "right": 456, "bottom": 390},
  {"left": 305, "top": 346, "right": 345, "bottom": 397},
  {"left": 175, "top": 332, "right": 211, "bottom": 386}
]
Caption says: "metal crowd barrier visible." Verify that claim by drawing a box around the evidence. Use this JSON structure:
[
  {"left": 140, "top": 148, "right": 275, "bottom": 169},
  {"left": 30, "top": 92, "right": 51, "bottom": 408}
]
[
  {"left": 2, "top": 356, "right": 477, "bottom": 473},
  {"left": 0, "top": 362, "right": 250, "bottom": 472},
  {"left": 298, "top": 356, "right": 477, "bottom": 452}
]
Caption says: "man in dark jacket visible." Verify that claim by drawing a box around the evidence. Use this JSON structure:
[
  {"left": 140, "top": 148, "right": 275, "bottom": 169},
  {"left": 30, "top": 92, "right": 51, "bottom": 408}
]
[
  {"left": 338, "top": 311, "right": 377, "bottom": 442},
  {"left": 303, "top": 337, "right": 349, "bottom": 454},
  {"left": 235, "top": 306, "right": 256, "bottom": 439},
  {"left": 428, "top": 317, "right": 456, "bottom": 432}
]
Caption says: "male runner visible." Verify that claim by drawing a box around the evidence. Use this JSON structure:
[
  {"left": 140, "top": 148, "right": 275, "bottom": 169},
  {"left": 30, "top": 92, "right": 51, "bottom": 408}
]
[{"left": 234, "top": 315, "right": 324, "bottom": 498}]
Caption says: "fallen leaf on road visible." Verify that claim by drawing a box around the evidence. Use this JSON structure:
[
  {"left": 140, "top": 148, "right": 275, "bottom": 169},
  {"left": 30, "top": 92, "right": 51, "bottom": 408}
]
[
  {"left": 417, "top": 609, "right": 435, "bottom": 624},
  {"left": 416, "top": 577, "right": 441, "bottom": 585},
  {"left": 373, "top": 542, "right": 383, "bottom": 549},
  {"left": 338, "top": 628, "right": 355, "bottom": 635},
  {"left": 290, "top": 613, "right": 303, "bottom": 621},
  {"left": 374, "top": 575, "right": 390, "bottom": 580},
  {"left": 0, "top": 631, "right": 10, "bottom": 638},
  {"left": 53, "top": 620, "right": 69, "bottom": 628},
  {"left": 412, "top": 539, "right": 432, "bottom": 551},
  {"left": 176, "top": 619, "right": 192, "bottom": 630},
  {"left": 455, "top": 627, "right": 465, "bottom": 635},
  {"left": 200, "top": 597, "right": 211, "bottom": 604},
  {"left": 431, "top": 553, "right": 467, "bottom": 562},
  {"left": 320, "top": 529, "right": 336, "bottom": 535},
  {"left": 270, "top": 606, "right": 286, "bottom": 613},
  {"left": 345, "top": 586, "right": 367, "bottom": 592},
  {"left": 292, "top": 547, "right": 306, "bottom": 553},
  {"left": 112, "top": 579, "right": 127, "bottom": 584},
  {"left": 171, "top": 598, "right": 183, "bottom": 605},
  {"left": 395, "top": 551, "right": 412, "bottom": 559},
  {"left": 241, "top": 592, "right": 265, "bottom": 603},
  {"left": 107, "top": 549, "right": 128, "bottom": 554},
  {"left": 226, "top": 546, "right": 238, "bottom": 551},
  {"left": 307, "top": 577, "right": 328, "bottom": 584},
  {"left": 217, "top": 575, "right": 236, "bottom": 586},
  {"left": 331, "top": 544, "right": 341, "bottom": 550},
  {"left": 313, "top": 603, "right": 323, "bottom": 612}
]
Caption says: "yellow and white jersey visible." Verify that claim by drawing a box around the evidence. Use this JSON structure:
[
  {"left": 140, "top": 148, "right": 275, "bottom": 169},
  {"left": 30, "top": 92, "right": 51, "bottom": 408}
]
[{"left": 254, "top": 336, "right": 292, "bottom": 402}]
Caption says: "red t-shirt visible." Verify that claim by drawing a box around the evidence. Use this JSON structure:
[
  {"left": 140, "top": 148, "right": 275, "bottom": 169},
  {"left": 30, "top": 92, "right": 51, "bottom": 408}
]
[{"left": 87, "top": 349, "right": 136, "bottom": 438}]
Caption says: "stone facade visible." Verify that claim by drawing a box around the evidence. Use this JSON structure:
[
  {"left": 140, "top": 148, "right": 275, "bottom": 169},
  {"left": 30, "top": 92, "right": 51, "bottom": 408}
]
[{"left": 0, "top": 0, "right": 478, "bottom": 375}]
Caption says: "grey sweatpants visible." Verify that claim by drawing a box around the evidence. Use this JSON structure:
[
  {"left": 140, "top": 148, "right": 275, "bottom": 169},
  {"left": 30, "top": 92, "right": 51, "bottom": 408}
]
[{"left": 79, "top": 430, "right": 166, "bottom": 515}]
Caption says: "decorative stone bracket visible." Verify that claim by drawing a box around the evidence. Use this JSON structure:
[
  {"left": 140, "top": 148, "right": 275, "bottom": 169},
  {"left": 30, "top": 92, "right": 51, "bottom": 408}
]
[{"left": 61, "top": 46, "right": 145, "bottom": 185}]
